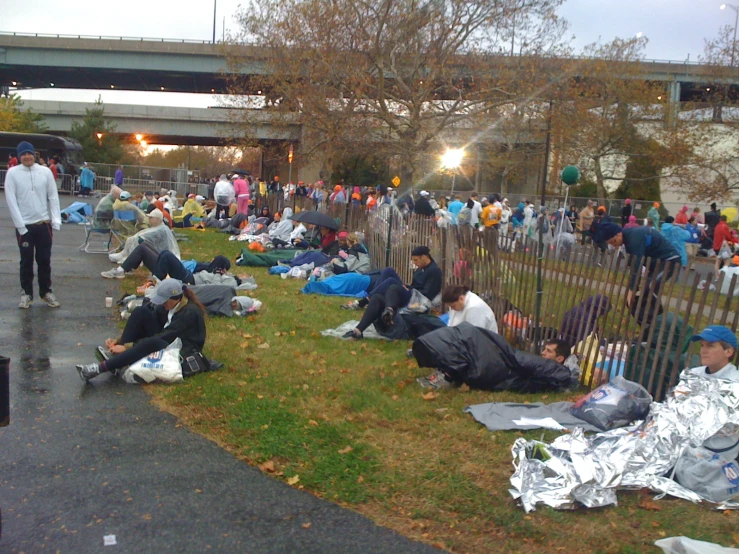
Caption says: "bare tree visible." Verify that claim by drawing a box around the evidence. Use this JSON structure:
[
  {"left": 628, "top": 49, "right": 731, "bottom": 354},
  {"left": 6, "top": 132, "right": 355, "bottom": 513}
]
[{"left": 224, "top": 0, "right": 569, "bottom": 186}]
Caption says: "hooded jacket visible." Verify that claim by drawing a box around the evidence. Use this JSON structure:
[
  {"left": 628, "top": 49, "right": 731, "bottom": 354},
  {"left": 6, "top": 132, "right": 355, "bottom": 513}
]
[
  {"left": 660, "top": 222, "right": 691, "bottom": 266},
  {"left": 447, "top": 291, "right": 498, "bottom": 333},
  {"left": 268, "top": 208, "right": 294, "bottom": 241},
  {"left": 331, "top": 244, "right": 371, "bottom": 275},
  {"left": 5, "top": 163, "right": 62, "bottom": 234}
]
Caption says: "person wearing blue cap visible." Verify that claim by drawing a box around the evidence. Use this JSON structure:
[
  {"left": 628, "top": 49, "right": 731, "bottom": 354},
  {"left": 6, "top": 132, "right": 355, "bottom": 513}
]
[
  {"left": 5, "top": 140, "right": 62, "bottom": 309},
  {"left": 598, "top": 222, "right": 681, "bottom": 306},
  {"left": 689, "top": 326, "right": 739, "bottom": 381},
  {"left": 75, "top": 278, "right": 208, "bottom": 382}
]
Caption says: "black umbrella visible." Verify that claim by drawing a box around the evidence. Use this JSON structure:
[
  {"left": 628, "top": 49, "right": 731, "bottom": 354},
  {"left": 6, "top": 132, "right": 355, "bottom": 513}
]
[
  {"left": 292, "top": 210, "right": 339, "bottom": 230},
  {"left": 230, "top": 168, "right": 251, "bottom": 175}
]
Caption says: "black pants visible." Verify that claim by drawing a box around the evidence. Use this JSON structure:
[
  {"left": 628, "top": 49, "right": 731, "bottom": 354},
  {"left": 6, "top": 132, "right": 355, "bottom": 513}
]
[
  {"left": 215, "top": 204, "right": 229, "bottom": 220},
  {"left": 153, "top": 251, "right": 195, "bottom": 284},
  {"left": 16, "top": 222, "right": 53, "bottom": 298},
  {"left": 356, "top": 284, "right": 412, "bottom": 332},
  {"left": 105, "top": 306, "right": 169, "bottom": 372},
  {"left": 121, "top": 242, "right": 160, "bottom": 273}
]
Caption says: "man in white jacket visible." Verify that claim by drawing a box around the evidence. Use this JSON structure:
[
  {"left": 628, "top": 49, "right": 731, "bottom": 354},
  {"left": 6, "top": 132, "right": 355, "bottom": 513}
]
[{"left": 5, "top": 141, "right": 62, "bottom": 309}]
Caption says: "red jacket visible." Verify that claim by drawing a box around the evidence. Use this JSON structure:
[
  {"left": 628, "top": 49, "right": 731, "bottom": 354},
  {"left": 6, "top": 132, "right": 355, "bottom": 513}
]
[{"left": 713, "top": 221, "right": 737, "bottom": 251}]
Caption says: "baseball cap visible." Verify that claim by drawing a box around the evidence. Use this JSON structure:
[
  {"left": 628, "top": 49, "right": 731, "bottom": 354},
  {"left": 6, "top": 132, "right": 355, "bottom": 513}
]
[
  {"left": 149, "top": 278, "right": 184, "bottom": 305},
  {"left": 691, "top": 326, "right": 738, "bottom": 349},
  {"left": 420, "top": 190, "right": 429, "bottom": 196},
  {"left": 119, "top": 191, "right": 132, "bottom": 200}
]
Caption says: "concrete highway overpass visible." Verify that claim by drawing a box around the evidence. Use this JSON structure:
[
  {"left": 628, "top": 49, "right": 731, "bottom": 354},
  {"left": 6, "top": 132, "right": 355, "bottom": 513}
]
[
  {"left": 2, "top": 33, "right": 739, "bottom": 102},
  {"left": 22, "top": 100, "right": 301, "bottom": 146}
]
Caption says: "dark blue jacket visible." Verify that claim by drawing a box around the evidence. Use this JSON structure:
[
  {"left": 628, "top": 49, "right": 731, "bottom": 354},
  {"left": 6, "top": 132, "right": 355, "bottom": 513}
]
[{"left": 622, "top": 226, "right": 680, "bottom": 289}]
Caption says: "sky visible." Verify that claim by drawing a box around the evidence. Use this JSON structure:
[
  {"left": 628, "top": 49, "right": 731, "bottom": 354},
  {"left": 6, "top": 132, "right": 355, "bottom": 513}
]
[{"left": 4, "top": 0, "right": 732, "bottom": 109}]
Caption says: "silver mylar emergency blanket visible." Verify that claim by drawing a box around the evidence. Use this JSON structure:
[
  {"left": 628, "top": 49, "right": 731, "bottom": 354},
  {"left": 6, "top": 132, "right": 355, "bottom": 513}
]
[{"left": 510, "top": 371, "right": 739, "bottom": 512}]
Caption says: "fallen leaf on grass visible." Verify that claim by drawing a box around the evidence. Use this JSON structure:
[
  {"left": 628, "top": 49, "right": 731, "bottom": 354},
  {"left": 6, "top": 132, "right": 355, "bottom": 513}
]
[
  {"left": 422, "top": 391, "right": 437, "bottom": 401},
  {"left": 340, "top": 369, "right": 351, "bottom": 374},
  {"left": 242, "top": 333, "right": 252, "bottom": 339},
  {"left": 240, "top": 341, "right": 250, "bottom": 348},
  {"left": 338, "top": 446, "right": 353, "bottom": 454},
  {"left": 357, "top": 475, "right": 364, "bottom": 483},
  {"left": 308, "top": 420, "right": 319, "bottom": 426},
  {"left": 257, "top": 343, "right": 270, "bottom": 349},
  {"left": 434, "top": 408, "right": 448, "bottom": 413},
  {"left": 638, "top": 497, "right": 662, "bottom": 511},
  {"left": 350, "top": 351, "right": 357, "bottom": 356},
  {"left": 391, "top": 395, "right": 399, "bottom": 400},
  {"left": 287, "top": 475, "right": 300, "bottom": 485},
  {"left": 301, "top": 522, "right": 312, "bottom": 529}
]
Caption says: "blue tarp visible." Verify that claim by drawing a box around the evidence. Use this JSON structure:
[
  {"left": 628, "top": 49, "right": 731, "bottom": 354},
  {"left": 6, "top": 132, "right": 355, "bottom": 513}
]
[
  {"left": 61, "top": 201, "right": 93, "bottom": 223},
  {"left": 269, "top": 265, "right": 290, "bottom": 275},
  {"left": 301, "top": 273, "right": 371, "bottom": 297}
]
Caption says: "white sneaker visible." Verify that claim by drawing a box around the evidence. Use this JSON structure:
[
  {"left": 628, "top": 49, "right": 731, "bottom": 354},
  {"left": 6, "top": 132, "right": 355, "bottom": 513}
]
[
  {"left": 19, "top": 294, "right": 32, "bottom": 309},
  {"left": 41, "top": 292, "right": 60, "bottom": 308},
  {"left": 108, "top": 253, "right": 123, "bottom": 263},
  {"left": 101, "top": 268, "right": 125, "bottom": 279}
]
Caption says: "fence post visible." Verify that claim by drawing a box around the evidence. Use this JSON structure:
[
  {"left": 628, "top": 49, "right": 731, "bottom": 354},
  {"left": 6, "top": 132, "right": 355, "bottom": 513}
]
[{"left": 385, "top": 211, "right": 393, "bottom": 269}]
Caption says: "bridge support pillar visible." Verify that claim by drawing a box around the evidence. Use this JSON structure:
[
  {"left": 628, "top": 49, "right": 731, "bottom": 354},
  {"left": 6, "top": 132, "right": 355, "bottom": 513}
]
[{"left": 667, "top": 80, "right": 681, "bottom": 129}]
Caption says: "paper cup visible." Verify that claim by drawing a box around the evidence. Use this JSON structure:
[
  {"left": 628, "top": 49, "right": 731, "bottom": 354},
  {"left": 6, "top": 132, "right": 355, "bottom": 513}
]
[{"left": 105, "top": 297, "right": 113, "bottom": 308}]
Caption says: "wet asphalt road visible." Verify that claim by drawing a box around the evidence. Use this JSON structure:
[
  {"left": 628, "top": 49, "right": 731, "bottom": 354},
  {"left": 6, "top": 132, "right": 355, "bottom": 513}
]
[{"left": 0, "top": 193, "right": 435, "bottom": 554}]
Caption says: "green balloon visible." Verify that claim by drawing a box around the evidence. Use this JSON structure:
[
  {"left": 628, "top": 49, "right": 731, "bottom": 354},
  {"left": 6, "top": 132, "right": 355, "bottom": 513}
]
[{"left": 561, "top": 165, "right": 580, "bottom": 186}]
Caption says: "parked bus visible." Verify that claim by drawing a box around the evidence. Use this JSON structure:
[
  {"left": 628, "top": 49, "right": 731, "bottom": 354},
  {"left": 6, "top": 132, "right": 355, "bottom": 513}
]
[{"left": 0, "top": 132, "right": 83, "bottom": 174}]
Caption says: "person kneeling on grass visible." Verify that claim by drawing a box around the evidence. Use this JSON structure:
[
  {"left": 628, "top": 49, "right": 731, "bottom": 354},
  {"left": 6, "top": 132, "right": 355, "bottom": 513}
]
[
  {"left": 76, "top": 279, "right": 207, "bottom": 382},
  {"left": 342, "top": 245, "right": 442, "bottom": 340}
]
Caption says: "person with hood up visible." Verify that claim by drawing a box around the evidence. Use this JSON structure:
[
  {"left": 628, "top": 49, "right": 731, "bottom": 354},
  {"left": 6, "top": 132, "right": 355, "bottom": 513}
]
[
  {"left": 233, "top": 176, "right": 250, "bottom": 214},
  {"left": 624, "top": 215, "right": 639, "bottom": 229},
  {"left": 499, "top": 199, "right": 512, "bottom": 237},
  {"left": 560, "top": 294, "right": 612, "bottom": 347},
  {"left": 691, "top": 206, "right": 705, "bottom": 225},
  {"left": 660, "top": 215, "right": 691, "bottom": 267},
  {"left": 258, "top": 206, "right": 274, "bottom": 227},
  {"left": 621, "top": 198, "right": 632, "bottom": 226},
  {"left": 214, "top": 174, "right": 235, "bottom": 220},
  {"left": 675, "top": 205, "right": 689, "bottom": 225},
  {"left": 91, "top": 185, "right": 122, "bottom": 229},
  {"left": 523, "top": 202, "right": 535, "bottom": 239},
  {"left": 330, "top": 185, "right": 347, "bottom": 204},
  {"left": 173, "top": 194, "right": 206, "bottom": 228},
  {"left": 108, "top": 209, "right": 181, "bottom": 264},
  {"left": 75, "top": 279, "right": 207, "bottom": 382},
  {"left": 342, "top": 246, "right": 442, "bottom": 340},
  {"left": 647, "top": 202, "right": 661, "bottom": 230},
  {"left": 268, "top": 208, "right": 294, "bottom": 242},
  {"left": 78, "top": 163, "right": 96, "bottom": 196},
  {"left": 414, "top": 190, "right": 436, "bottom": 217}
]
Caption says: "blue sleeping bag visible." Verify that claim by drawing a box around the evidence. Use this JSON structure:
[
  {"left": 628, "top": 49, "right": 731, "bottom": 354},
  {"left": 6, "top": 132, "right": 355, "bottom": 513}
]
[{"left": 302, "top": 273, "right": 371, "bottom": 297}]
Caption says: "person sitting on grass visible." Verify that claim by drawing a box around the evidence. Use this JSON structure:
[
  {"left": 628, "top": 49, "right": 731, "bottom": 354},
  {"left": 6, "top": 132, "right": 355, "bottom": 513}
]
[
  {"left": 442, "top": 284, "right": 498, "bottom": 333},
  {"left": 76, "top": 279, "right": 206, "bottom": 382},
  {"left": 342, "top": 246, "right": 442, "bottom": 340},
  {"left": 330, "top": 233, "right": 371, "bottom": 275}
]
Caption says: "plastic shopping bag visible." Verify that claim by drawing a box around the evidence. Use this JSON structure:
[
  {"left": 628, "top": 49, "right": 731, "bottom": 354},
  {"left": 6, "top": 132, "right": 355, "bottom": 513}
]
[
  {"left": 570, "top": 376, "right": 652, "bottom": 431},
  {"left": 122, "top": 338, "right": 183, "bottom": 384},
  {"left": 675, "top": 446, "right": 739, "bottom": 503}
]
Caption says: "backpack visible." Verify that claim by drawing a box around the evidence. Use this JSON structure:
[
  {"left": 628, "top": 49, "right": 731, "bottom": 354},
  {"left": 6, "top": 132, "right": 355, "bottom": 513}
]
[{"left": 457, "top": 207, "right": 472, "bottom": 225}]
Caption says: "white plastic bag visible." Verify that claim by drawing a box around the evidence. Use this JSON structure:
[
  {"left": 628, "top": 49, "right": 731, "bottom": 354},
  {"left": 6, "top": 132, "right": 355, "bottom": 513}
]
[
  {"left": 122, "top": 338, "right": 183, "bottom": 384},
  {"left": 675, "top": 447, "right": 739, "bottom": 503},
  {"left": 656, "top": 536, "right": 739, "bottom": 554}
]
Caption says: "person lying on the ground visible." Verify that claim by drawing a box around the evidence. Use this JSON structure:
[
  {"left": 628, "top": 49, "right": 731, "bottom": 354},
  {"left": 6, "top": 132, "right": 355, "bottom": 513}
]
[
  {"left": 76, "top": 279, "right": 207, "bottom": 382},
  {"left": 442, "top": 284, "right": 498, "bottom": 333},
  {"left": 103, "top": 244, "right": 253, "bottom": 288},
  {"left": 330, "top": 233, "right": 371, "bottom": 275},
  {"left": 267, "top": 208, "right": 294, "bottom": 242},
  {"left": 342, "top": 246, "right": 442, "bottom": 339},
  {"left": 112, "top": 190, "right": 149, "bottom": 233},
  {"left": 598, "top": 222, "right": 680, "bottom": 306},
  {"left": 414, "top": 322, "right": 574, "bottom": 391},
  {"left": 109, "top": 209, "right": 181, "bottom": 263}
]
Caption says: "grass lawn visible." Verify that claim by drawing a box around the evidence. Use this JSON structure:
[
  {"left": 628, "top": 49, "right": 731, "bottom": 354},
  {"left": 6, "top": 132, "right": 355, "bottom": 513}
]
[{"left": 126, "top": 228, "right": 739, "bottom": 553}]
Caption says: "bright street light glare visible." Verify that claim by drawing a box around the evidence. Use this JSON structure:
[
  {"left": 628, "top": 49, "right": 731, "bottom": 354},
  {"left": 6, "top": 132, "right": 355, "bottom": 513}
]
[
  {"left": 140, "top": 140, "right": 148, "bottom": 148},
  {"left": 440, "top": 148, "right": 465, "bottom": 169},
  {"left": 722, "top": 3, "right": 728, "bottom": 9},
  {"left": 135, "top": 134, "right": 143, "bottom": 142}
]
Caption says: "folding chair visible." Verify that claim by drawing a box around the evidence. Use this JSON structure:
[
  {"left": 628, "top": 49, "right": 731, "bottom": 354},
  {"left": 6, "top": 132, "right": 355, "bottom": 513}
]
[
  {"left": 79, "top": 215, "right": 118, "bottom": 254},
  {"left": 110, "top": 210, "right": 138, "bottom": 247}
]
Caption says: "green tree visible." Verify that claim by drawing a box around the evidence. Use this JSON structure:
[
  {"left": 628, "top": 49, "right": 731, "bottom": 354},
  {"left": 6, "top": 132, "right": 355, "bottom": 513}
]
[
  {"left": 68, "top": 97, "right": 124, "bottom": 164},
  {"left": 0, "top": 94, "right": 47, "bottom": 132}
]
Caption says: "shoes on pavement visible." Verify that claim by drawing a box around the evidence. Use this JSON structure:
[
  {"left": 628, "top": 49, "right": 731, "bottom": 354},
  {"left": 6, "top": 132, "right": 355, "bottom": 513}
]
[
  {"left": 19, "top": 294, "right": 32, "bottom": 309},
  {"left": 101, "top": 267, "right": 125, "bottom": 279},
  {"left": 41, "top": 292, "right": 60, "bottom": 308},
  {"left": 416, "top": 369, "right": 457, "bottom": 390},
  {"left": 76, "top": 363, "right": 100, "bottom": 382}
]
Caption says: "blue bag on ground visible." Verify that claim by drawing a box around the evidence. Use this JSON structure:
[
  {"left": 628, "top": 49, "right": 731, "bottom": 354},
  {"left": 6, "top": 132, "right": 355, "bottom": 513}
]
[
  {"left": 269, "top": 265, "right": 291, "bottom": 275},
  {"left": 570, "top": 376, "right": 652, "bottom": 431},
  {"left": 301, "top": 273, "right": 370, "bottom": 297}
]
